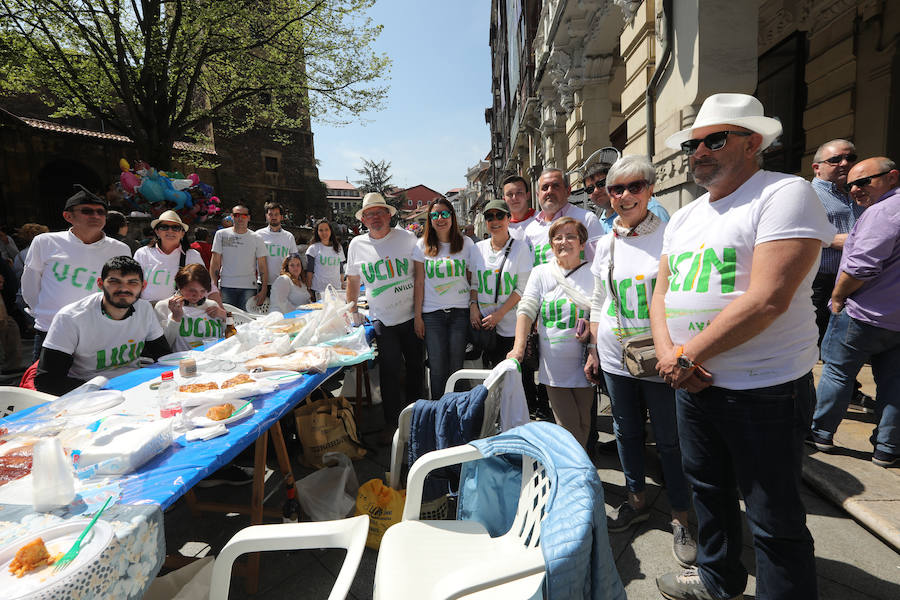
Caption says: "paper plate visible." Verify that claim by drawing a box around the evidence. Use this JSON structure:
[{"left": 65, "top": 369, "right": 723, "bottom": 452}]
[
  {"left": 55, "top": 390, "right": 125, "bottom": 417},
  {"left": 0, "top": 520, "right": 114, "bottom": 600},
  {"left": 255, "top": 370, "right": 303, "bottom": 386},
  {"left": 156, "top": 351, "right": 195, "bottom": 366},
  {"left": 188, "top": 401, "right": 255, "bottom": 427}
]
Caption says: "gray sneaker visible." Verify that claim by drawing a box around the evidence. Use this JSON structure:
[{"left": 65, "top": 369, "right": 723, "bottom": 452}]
[
  {"left": 672, "top": 521, "right": 697, "bottom": 567},
  {"left": 606, "top": 502, "right": 650, "bottom": 533},
  {"left": 657, "top": 566, "right": 744, "bottom": 600}
]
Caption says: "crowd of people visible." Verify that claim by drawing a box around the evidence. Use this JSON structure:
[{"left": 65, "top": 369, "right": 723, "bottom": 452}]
[{"left": 2, "top": 91, "right": 898, "bottom": 600}]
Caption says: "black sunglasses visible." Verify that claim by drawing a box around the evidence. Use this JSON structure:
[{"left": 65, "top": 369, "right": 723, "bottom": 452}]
[
  {"left": 607, "top": 180, "right": 649, "bottom": 198},
  {"left": 430, "top": 210, "right": 452, "bottom": 220},
  {"left": 484, "top": 211, "right": 508, "bottom": 222},
  {"left": 155, "top": 224, "right": 182, "bottom": 232},
  {"left": 822, "top": 153, "right": 857, "bottom": 165},
  {"left": 681, "top": 130, "right": 752, "bottom": 156},
  {"left": 584, "top": 179, "right": 606, "bottom": 195},
  {"left": 845, "top": 171, "right": 892, "bottom": 192},
  {"left": 73, "top": 207, "right": 107, "bottom": 216}
]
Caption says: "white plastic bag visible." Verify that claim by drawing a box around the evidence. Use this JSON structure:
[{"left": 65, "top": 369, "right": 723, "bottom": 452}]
[{"left": 294, "top": 452, "right": 359, "bottom": 521}]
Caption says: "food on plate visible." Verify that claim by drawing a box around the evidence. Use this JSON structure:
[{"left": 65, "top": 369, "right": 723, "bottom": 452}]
[
  {"left": 330, "top": 346, "right": 357, "bottom": 356},
  {"left": 245, "top": 346, "right": 330, "bottom": 372},
  {"left": 178, "top": 381, "right": 219, "bottom": 393},
  {"left": 0, "top": 447, "right": 34, "bottom": 487},
  {"left": 270, "top": 318, "right": 307, "bottom": 334},
  {"left": 298, "top": 303, "right": 323, "bottom": 310},
  {"left": 9, "top": 538, "right": 54, "bottom": 577},
  {"left": 206, "top": 403, "right": 235, "bottom": 421},
  {"left": 221, "top": 373, "right": 255, "bottom": 388}
]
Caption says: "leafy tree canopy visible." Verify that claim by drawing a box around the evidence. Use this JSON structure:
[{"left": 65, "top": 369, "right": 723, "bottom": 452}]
[
  {"left": 355, "top": 157, "right": 400, "bottom": 206},
  {"left": 0, "top": 0, "right": 391, "bottom": 168}
]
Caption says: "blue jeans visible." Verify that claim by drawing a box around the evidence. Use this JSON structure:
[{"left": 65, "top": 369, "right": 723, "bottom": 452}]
[
  {"left": 220, "top": 287, "right": 256, "bottom": 309},
  {"left": 813, "top": 311, "right": 900, "bottom": 454},
  {"left": 676, "top": 373, "right": 817, "bottom": 600},
  {"left": 422, "top": 308, "right": 468, "bottom": 398},
  {"left": 602, "top": 371, "right": 690, "bottom": 512}
]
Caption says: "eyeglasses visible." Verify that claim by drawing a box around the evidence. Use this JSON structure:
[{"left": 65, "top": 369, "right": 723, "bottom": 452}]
[
  {"left": 430, "top": 210, "right": 452, "bottom": 220},
  {"left": 584, "top": 179, "right": 606, "bottom": 195},
  {"left": 822, "top": 153, "right": 857, "bottom": 165},
  {"left": 72, "top": 207, "right": 107, "bottom": 216},
  {"left": 680, "top": 130, "right": 752, "bottom": 156},
  {"left": 231, "top": 213, "right": 250, "bottom": 218},
  {"left": 155, "top": 224, "right": 182, "bottom": 232},
  {"left": 607, "top": 180, "right": 649, "bottom": 198},
  {"left": 551, "top": 233, "right": 580, "bottom": 243},
  {"left": 845, "top": 171, "right": 892, "bottom": 192},
  {"left": 484, "top": 211, "right": 508, "bottom": 222}
]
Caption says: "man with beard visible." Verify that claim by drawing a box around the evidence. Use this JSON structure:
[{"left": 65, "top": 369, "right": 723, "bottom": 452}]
[
  {"left": 651, "top": 94, "right": 833, "bottom": 600},
  {"left": 35, "top": 256, "right": 170, "bottom": 395}
]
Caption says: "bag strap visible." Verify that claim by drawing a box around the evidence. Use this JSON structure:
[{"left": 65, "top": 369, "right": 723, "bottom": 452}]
[
  {"left": 492, "top": 238, "right": 514, "bottom": 304},
  {"left": 550, "top": 261, "right": 591, "bottom": 311},
  {"left": 607, "top": 234, "right": 627, "bottom": 349},
  {"left": 179, "top": 248, "right": 187, "bottom": 269}
]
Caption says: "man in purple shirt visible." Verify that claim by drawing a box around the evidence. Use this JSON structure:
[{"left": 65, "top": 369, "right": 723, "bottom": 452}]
[{"left": 810, "top": 156, "right": 900, "bottom": 467}]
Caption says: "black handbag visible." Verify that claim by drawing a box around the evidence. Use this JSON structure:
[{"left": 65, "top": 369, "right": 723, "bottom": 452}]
[
  {"left": 522, "top": 322, "right": 539, "bottom": 371},
  {"left": 469, "top": 239, "right": 515, "bottom": 353}
]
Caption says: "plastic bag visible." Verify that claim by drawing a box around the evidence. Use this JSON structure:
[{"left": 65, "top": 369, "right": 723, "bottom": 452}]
[
  {"left": 73, "top": 417, "right": 173, "bottom": 476},
  {"left": 354, "top": 478, "right": 406, "bottom": 549},
  {"left": 319, "top": 326, "right": 375, "bottom": 367},
  {"left": 292, "top": 286, "right": 352, "bottom": 348},
  {"left": 295, "top": 452, "right": 359, "bottom": 521}
]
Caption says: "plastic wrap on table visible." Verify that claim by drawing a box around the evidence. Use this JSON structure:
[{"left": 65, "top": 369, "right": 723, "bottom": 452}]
[
  {"left": 317, "top": 326, "right": 375, "bottom": 367},
  {"left": 244, "top": 346, "right": 333, "bottom": 373},
  {"left": 290, "top": 286, "right": 353, "bottom": 348},
  {"left": 73, "top": 417, "right": 174, "bottom": 476}
]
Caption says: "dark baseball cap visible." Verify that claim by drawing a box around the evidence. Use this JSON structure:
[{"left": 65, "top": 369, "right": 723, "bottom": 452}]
[
  {"left": 64, "top": 184, "right": 108, "bottom": 211},
  {"left": 482, "top": 199, "right": 511, "bottom": 214}
]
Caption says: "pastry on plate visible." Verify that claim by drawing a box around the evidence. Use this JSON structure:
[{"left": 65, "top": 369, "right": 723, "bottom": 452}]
[
  {"left": 9, "top": 537, "right": 54, "bottom": 577},
  {"left": 179, "top": 381, "right": 219, "bottom": 393},
  {"left": 221, "top": 373, "right": 255, "bottom": 388},
  {"left": 206, "top": 403, "right": 235, "bottom": 421}
]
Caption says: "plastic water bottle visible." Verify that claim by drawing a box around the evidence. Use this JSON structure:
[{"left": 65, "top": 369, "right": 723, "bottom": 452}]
[{"left": 158, "top": 371, "right": 180, "bottom": 418}]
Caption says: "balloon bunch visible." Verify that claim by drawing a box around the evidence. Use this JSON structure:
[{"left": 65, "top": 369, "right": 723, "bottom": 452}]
[{"left": 117, "top": 158, "right": 221, "bottom": 223}]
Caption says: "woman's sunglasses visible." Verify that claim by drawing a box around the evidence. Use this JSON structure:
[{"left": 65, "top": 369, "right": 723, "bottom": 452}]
[
  {"left": 430, "top": 210, "right": 452, "bottom": 220},
  {"left": 607, "top": 180, "right": 649, "bottom": 198},
  {"left": 484, "top": 211, "right": 508, "bottom": 222}
]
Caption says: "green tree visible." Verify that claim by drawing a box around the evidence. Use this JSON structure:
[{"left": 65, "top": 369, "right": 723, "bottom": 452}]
[
  {"left": 354, "top": 157, "right": 400, "bottom": 208},
  {"left": 0, "top": 0, "right": 390, "bottom": 169}
]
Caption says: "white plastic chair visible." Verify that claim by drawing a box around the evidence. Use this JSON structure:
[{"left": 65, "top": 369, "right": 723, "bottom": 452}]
[
  {"left": 221, "top": 303, "right": 256, "bottom": 324},
  {"left": 209, "top": 515, "right": 369, "bottom": 600},
  {"left": 388, "top": 368, "right": 502, "bottom": 489},
  {"left": 0, "top": 386, "right": 56, "bottom": 419},
  {"left": 374, "top": 444, "right": 547, "bottom": 599},
  {"left": 245, "top": 296, "right": 270, "bottom": 316}
]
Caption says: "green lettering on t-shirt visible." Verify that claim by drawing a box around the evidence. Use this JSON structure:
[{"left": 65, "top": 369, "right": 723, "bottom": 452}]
[{"left": 696, "top": 247, "right": 736, "bottom": 293}]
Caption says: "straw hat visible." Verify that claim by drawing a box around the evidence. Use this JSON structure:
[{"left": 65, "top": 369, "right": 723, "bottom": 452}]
[
  {"left": 150, "top": 210, "right": 189, "bottom": 231},
  {"left": 355, "top": 192, "right": 397, "bottom": 220},
  {"left": 665, "top": 93, "right": 783, "bottom": 152}
]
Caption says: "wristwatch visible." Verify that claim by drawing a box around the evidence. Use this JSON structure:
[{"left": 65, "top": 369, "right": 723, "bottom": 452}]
[{"left": 675, "top": 345, "right": 696, "bottom": 370}]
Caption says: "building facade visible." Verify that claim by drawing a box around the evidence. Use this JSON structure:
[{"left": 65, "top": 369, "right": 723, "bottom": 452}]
[
  {"left": 322, "top": 179, "right": 363, "bottom": 218},
  {"left": 488, "top": 0, "right": 900, "bottom": 212}
]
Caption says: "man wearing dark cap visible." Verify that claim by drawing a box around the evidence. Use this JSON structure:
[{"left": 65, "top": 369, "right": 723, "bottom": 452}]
[{"left": 21, "top": 185, "right": 131, "bottom": 361}]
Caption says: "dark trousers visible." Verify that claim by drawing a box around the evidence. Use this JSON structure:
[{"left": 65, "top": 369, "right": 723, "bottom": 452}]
[
  {"left": 32, "top": 329, "right": 48, "bottom": 363},
  {"left": 811, "top": 271, "right": 836, "bottom": 349},
  {"left": 676, "top": 373, "right": 817, "bottom": 600},
  {"left": 374, "top": 318, "right": 425, "bottom": 430},
  {"left": 482, "top": 335, "right": 514, "bottom": 369}
]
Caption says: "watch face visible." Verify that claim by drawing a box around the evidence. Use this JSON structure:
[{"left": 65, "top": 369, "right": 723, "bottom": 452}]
[{"left": 677, "top": 356, "right": 692, "bottom": 369}]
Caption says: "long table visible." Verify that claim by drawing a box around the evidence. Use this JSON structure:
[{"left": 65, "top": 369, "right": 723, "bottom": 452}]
[{"left": 0, "top": 321, "right": 374, "bottom": 598}]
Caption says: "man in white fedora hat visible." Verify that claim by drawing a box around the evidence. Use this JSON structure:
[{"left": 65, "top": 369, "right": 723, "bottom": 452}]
[
  {"left": 650, "top": 93, "right": 833, "bottom": 600},
  {"left": 346, "top": 192, "right": 424, "bottom": 444}
]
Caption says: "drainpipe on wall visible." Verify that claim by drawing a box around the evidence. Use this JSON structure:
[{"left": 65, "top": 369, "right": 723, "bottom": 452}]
[{"left": 645, "top": 0, "right": 673, "bottom": 160}]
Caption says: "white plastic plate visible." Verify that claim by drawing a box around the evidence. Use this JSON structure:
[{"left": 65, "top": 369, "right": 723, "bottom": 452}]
[
  {"left": 0, "top": 520, "right": 114, "bottom": 600},
  {"left": 187, "top": 401, "right": 255, "bottom": 427},
  {"left": 254, "top": 370, "right": 303, "bottom": 386}
]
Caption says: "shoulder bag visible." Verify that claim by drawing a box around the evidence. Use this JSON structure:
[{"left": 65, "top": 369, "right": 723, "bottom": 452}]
[
  {"left": 469, "top": 239, "right": 515, "bottom": 353},
  {"left": 607, "top": 234, "right": 658, "bottom": 378}
]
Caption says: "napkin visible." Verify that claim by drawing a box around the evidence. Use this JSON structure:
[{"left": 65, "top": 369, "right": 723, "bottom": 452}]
[{"left": 185, "top": 424, "right": 227, "bottom": 442}]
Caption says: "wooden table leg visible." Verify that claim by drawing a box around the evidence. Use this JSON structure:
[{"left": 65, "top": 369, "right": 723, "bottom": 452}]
[{"left": 244, "top": 430, "right": 269, "bottom": 594}]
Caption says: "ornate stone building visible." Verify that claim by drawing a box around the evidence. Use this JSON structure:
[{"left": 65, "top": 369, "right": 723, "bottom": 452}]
[{"left": 488, "top": 0, "right": 900, "bottom": 212}]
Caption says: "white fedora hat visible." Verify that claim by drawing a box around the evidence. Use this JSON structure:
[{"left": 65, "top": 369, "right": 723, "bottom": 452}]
[
  {"left": 150, "top": 209, "right": 189, "bottom": 231},
  {"left": 665, "top": 93, "right": 783, "bottom": 152},
  {"left": 355, "top": 192, "right": 397, "bottom": 220}
]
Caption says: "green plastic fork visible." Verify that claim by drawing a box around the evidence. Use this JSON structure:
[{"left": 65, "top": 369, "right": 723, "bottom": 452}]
[{"left": 53, "top": 496, "right": 112, "bottom": 573}]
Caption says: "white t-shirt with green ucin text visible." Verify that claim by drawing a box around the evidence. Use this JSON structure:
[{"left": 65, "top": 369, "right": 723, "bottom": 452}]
[
  {"left": 470, "top": 237, "right": 533, "bottom": 337},
  {"left": 413, "top": 237, "right": 475, "bottom": 313},
  {"left": 662, "top": 170, "right": 833, "bottom": 390},
  {"left": 255, "top": 226, "right": 298, "bottom": 285},
  {"left": 305, "top": 243, "right": 346, "bottom": 292},
  {"left": 346, "top": 228, "right": 417, "bottom": 326}
]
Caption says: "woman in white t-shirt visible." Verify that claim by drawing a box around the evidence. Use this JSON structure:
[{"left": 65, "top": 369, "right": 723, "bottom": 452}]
[
  {"left": 157, "top": 263, "right": 227, "bottom": 351},
  {"left": 305, "top": 219, "right": 346, "bottom": 301},
  {"left": 135, "top": 210, "right": 221, "bottom": 306},
  {"left": 508, "top": 217, "right": 594, "bottom": 447},
  {"left": 271, "top": 254, "right": 312, "bottom": 314},
  {"left": 468, "top": 199, "right": 533, "bottom": 367},
  {"left": 583, "top": 155, "right": 694, "bottom": 563},
  {"left": 413, "top": 199, "right": 475, "bottom": 398}
]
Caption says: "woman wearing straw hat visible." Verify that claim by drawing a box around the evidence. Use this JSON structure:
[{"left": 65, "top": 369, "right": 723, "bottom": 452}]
[{"left": 135, "top": 210, "right": 221, "bottom": 306}]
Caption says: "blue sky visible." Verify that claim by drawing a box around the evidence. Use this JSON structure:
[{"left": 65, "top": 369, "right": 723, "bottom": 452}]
[{"left": 312, "top": 1, "right": 492, "bottom": 194}]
